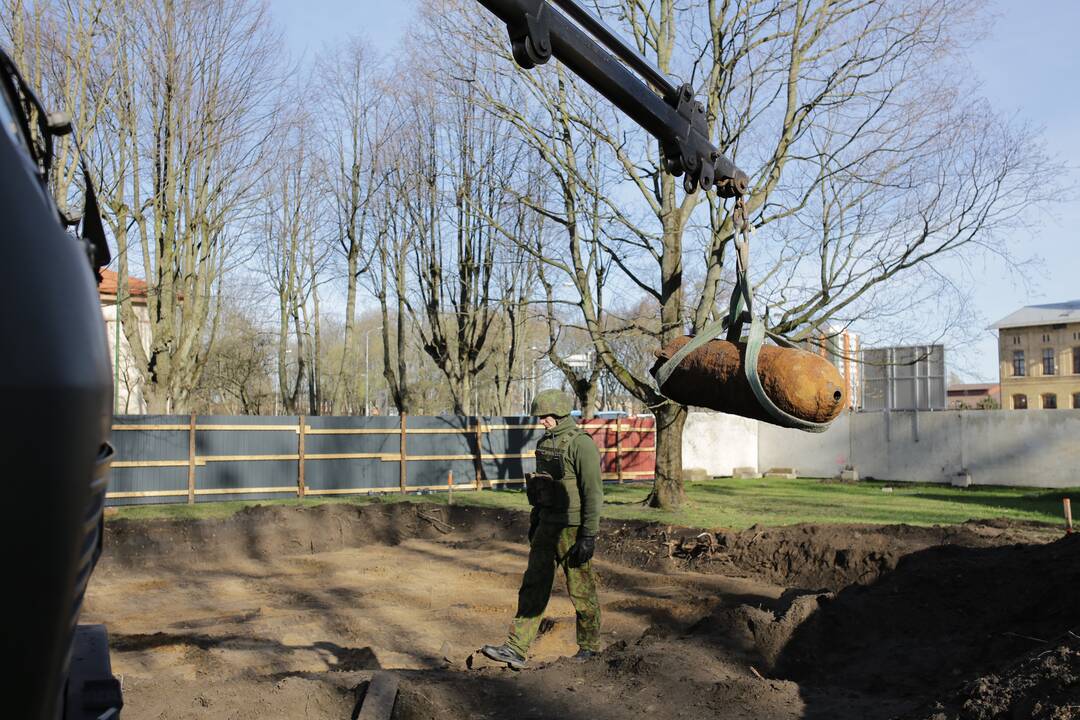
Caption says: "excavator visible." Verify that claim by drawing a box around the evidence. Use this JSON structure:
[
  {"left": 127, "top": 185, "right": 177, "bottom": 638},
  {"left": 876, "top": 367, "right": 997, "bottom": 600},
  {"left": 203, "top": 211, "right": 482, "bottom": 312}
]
[{"left": 5, "top": 1, "right": 843, "bottom": 718}]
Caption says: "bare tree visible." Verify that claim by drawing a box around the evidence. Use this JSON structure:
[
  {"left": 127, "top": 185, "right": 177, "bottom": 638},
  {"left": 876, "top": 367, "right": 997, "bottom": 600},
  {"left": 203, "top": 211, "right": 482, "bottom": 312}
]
[
  {"left": 90, "top": 0, "right": 279, "bottom": 413},
  {"left": 491, "top": 208, "right": 540, "bottom": 416},
  {"left": 398, "top": 52, "right": 531, "bottom": 416},
  {"left": 258, "top": 105, "right": 327, "bottom": 415},
  {"left": 2, "top": 0, "right": 120, "bottom": 225},
  {"left": 316, "top": 36, "right": 391, "bottom": 414},
  {"left": 192, "top": 299, "right": 275, "bottom": 414},
  {"left": 440, "top": 0, "right": 1053, "bottom": 507}
]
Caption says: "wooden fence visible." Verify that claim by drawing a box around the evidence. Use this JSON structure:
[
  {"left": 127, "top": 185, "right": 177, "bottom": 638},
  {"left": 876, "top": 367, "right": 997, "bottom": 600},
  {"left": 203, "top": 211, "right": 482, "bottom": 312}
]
[{"left": 106, "top": 414, "right": 656, "bottom": 505}]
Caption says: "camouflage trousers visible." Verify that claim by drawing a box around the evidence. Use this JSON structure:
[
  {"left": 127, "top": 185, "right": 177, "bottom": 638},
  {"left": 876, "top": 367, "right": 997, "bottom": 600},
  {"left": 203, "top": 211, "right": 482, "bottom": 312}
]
[{"left": 506, "top": 522, "right": 600, "bottom": 656}]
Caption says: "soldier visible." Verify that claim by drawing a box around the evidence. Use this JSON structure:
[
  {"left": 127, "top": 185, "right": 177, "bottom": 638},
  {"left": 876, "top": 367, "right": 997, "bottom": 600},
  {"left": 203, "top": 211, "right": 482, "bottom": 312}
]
[{"left": 481, "top": 389, "right": 603, "bottom": 669}]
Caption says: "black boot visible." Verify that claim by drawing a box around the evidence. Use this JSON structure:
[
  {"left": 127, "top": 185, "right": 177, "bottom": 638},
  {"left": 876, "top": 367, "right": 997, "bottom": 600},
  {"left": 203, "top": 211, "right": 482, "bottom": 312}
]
[
  {"left": 571, "top": 649, "right": 597, "bottom": 662},
  {"left": 481, "top": 643, "right": 527, "bottom": 670}
]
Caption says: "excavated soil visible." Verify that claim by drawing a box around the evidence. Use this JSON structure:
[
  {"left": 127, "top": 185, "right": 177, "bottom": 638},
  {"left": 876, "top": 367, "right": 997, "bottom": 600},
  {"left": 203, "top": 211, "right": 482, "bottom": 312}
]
[{"left": 86, "top": 502, "right": 1079, "bottom": 719}]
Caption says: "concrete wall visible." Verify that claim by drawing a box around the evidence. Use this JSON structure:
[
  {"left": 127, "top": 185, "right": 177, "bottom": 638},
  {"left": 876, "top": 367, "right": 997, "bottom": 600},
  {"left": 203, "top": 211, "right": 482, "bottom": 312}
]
[
  {"left": 690, "top": 409, "right": 1080, "bottom": 488},
  {"left": 683, "top": 412, "right": 758, "bottom": 476},
  {"left": 756, "top": 413, "right": 852, "bottom": 478},
  {"left": 959, "top": 410, "right": 1080, "bottom": 487}
]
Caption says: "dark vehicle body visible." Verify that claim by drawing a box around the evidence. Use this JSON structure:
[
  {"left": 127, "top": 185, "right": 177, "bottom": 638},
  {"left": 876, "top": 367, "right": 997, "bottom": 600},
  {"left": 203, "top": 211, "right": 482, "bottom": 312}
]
[{"left": 0, "top": 49, "right": 120, "bottom": 719}]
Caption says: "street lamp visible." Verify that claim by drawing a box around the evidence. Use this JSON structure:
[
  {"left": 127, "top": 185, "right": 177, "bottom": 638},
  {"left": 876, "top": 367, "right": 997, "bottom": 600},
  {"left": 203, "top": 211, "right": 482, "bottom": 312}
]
[
  {"left": 527, "top": 345, "right": 541, "bottom": 414},
  {"left": 364, "top": 326, "right": 383, "bottom": 416}
]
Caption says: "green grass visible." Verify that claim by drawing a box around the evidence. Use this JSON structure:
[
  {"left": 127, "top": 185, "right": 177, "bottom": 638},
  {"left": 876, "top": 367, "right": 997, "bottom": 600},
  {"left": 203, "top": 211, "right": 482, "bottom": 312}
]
[{"left": 108, "top": 478, "right": 1078, "bottom": 531}]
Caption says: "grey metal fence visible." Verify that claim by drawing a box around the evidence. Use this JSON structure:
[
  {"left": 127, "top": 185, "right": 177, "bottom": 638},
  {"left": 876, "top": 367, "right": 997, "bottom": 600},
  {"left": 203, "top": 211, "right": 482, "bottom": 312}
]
[
  {"left": 107, "top": 414, "right": 657, "bottom": 506},
  {"left": 108, "top": 415, "right": 544, "bottom": 506},
  {"left": 109, "top": 414, "right": 652, "bottom": 506}
]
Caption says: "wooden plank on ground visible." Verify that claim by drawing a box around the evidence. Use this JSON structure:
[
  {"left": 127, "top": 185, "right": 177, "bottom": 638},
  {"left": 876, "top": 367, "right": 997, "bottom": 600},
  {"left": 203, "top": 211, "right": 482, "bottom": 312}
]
[{"left": 357, "top": 672, "right": 399, "bottom": 720}]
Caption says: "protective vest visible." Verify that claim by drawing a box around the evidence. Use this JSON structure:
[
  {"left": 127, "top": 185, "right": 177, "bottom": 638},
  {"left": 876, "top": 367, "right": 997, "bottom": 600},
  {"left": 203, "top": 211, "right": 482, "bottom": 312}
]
[{"left": 531, "top": 416, "right": 601, "bottom": 532}]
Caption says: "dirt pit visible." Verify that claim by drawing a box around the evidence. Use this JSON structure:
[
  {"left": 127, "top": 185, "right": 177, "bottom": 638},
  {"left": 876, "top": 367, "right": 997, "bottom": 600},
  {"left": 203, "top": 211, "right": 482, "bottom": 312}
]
[{"left": 86, "top": 502, "right": 1079, "bottom": 719}]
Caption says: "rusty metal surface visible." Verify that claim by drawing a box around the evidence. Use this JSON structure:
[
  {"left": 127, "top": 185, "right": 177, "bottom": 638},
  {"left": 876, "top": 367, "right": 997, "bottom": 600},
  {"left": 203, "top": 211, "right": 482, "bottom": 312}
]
[{"left": 652, "top": 337, "right": 847, "bottom": 424}]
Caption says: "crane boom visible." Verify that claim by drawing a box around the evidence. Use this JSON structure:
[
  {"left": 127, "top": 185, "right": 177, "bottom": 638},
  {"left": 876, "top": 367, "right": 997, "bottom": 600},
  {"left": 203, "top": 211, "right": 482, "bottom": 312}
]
[{"left": 475, "top": 0, "right": 749, "bottom": 197}]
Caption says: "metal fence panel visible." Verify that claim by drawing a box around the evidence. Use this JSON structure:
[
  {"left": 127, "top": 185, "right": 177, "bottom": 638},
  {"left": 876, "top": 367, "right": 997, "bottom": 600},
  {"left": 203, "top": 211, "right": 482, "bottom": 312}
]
[
  {"left": 109, "top": 415, "right": 190, "bottom": 505},
  {"left": 196, "top": 416, "right": 300, "bottom": 502},
  {"left": 104, "top": 414, "right": 656, "bottom": 506},
  {"left": 481, "top": 416, "right": 540, "bottom": 482},
  {"left": 304, "top": 415, "right": 400, "bottom": 493}
]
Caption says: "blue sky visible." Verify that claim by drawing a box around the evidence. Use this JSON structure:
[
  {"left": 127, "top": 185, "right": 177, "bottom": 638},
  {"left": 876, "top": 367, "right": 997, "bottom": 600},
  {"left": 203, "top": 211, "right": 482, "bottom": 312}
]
[
  {"left": 962, "top": 1, "right": 1080, "bottom": 380},
  {"left": 271, "top": 0, "right": 416, "bottom": 59},
  {"left": 271, "top": 0, "right": 1078, "bottom": 382}
]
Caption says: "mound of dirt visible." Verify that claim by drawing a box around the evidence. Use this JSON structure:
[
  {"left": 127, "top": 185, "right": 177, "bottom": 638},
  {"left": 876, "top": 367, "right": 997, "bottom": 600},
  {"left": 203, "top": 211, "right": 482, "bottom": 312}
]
[
  {"left": 772, "top": 534, "right": 1080, "bottom": 699},
  {"left": 107, "top": 502, "right": 1052, "bottom": 593},
  {"left": 104, "top": 502, "right": 529, "bottom": 568},
  {"left": 99, "top": 502, "right": 1077, "bottom": 719},
  {"left": 601, "top": 517, "right": 1055, "bottom": 591},
  {"left": 907, "top": 631, "right": 1080, "bottom": 720},
  {"left": 415, "top": 532, "right": 1079, "bottom": 720}
]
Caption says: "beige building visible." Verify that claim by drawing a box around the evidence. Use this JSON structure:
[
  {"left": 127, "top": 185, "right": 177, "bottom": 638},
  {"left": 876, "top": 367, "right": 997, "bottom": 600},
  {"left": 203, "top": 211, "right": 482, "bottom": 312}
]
[
  {"left": 803, "top": 326, "right": 861, "bottom": 408},
  {"left": 992, "top": 300, "right": 1080, "bottom": 410},
  {"left": 99, "top": 270, "right": 151, "bottom": 414}
]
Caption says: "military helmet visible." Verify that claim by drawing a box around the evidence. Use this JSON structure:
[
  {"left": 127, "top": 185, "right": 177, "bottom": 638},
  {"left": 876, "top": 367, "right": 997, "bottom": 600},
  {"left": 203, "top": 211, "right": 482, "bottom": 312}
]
[{"left": 530, "top": 389, "right": 573, "bottom": 418}]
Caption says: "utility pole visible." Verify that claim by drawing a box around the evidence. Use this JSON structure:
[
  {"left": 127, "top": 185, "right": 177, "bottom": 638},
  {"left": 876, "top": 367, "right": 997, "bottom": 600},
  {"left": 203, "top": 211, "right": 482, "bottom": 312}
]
[{"left": 364, "top": 326, "right": 383, "bottom": 415}]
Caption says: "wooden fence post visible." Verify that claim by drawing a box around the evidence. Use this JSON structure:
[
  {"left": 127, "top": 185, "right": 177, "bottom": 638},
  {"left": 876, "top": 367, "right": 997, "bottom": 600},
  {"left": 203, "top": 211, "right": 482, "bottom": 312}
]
[
  {"left": 473, "top": 419, "right": 484, "bottom": 490},
  {"left": 187, "top": 413, "right": 197, "bottom": 504},
  {"left": 399, "top": 414, "right": 408, "bottom": 494},
  {"left": 297, "top": 415, "right": 306, "bottom": 498},
  {"left": 615, "top": 421, "right": 624, "bottom": 484}
]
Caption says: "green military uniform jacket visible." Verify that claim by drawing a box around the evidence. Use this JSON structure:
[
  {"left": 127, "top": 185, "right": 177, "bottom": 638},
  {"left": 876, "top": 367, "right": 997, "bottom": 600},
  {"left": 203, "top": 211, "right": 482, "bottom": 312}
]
[{"left": 532, "top": 416, "right": 603, "bottom": 535}]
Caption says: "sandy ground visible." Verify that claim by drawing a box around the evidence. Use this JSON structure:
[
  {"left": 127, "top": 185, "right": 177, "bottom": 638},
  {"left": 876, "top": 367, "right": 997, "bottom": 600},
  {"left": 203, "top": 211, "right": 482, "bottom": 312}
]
[{"left": 85, "top": 502, "right": 1079, "bottom": 719}]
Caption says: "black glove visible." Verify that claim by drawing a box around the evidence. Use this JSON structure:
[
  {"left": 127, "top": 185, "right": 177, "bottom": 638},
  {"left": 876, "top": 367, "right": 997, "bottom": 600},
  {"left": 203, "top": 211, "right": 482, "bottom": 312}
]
[{"left": 570, "top": 533, "right": 595, "bottom": 566}]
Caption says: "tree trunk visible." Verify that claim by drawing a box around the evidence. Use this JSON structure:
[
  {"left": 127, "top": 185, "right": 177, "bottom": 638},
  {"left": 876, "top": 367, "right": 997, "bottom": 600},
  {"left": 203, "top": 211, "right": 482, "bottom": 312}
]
[
  {"left": 334, "top": 243, "right": 359, "bottom": 412},
  {"left": 648, "top": 403, "right": 687, "bottom": 508}
]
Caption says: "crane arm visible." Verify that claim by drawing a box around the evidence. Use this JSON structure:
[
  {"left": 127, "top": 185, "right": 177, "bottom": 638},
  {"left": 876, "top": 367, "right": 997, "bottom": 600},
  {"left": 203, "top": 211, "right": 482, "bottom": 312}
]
[{"left": 475, "top": 0, "right": 749, "bottom": 197}]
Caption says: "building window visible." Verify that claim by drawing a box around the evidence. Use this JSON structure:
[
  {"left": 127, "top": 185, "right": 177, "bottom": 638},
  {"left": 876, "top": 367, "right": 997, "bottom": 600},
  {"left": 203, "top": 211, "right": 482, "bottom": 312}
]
[
  {"left": 1013, "top": 394, "right": 1027, "bottom": 410},
  {"left": 1012, "top": 350, "right": 1025, "bottom": 377},
  {"left": 1043, "top": 348, "right": 1055, "bottom": 376},
  {"left": 1042, "top": 393, "right": 1057, "bottom": 409},
  {"left": 1074, "top": 347, "right": 1080, "bottom": 374},
  {"left": 1073, "top": 392, "right": 1080, "bottom": 409},
  {"left": 1013, "top": 336, "right": 1021, "bottom": 345},
  {"left": 1042, "top": 333, "right": 1051, "bottom": 342}
]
